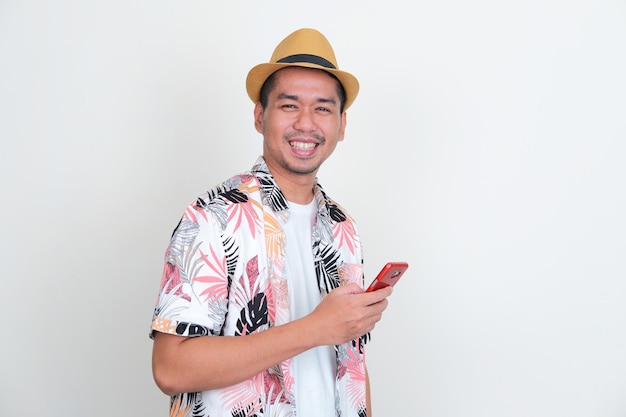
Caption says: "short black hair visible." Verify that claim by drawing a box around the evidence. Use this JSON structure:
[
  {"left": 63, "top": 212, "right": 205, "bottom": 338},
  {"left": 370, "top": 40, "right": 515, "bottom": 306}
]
[{"left": 259, "top": 68, "right": 347, "bottom": 113}]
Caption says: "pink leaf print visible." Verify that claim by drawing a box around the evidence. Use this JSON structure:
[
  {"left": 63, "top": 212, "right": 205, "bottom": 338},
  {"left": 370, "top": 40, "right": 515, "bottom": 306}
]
[
  {"left": 343, "top": 346, "right": 366, "bottom": 411},
  {"left": 338, "top": 263, "right": 363, "bottom": 286},
  {"left": 246, "top": 256, "right": 260, "bottom": 294},
  {"left": 183, "top": 203, "right": 208, "bottom": 224},
  {"left": 220, "top": 375, "right": 264, "bottom": 414},
  {"left": 160, "top": 259, "right": 191, "bottom": 302},
  {"left": 333, "top": 221, "right": 358, "bottom": 255},
  {"left": 194, "top": 244, "right": 228, "bottom": 302},
  {"left": 263, "top": 368, "right": 287, "bottom": 404},
  {"left": 227, "top": 199, "right": 260, "bottom": 238}
]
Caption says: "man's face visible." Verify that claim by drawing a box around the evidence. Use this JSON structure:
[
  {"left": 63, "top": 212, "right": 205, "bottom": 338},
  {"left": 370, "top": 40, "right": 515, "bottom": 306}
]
[{"left": 254, "top": 66, "right": 347, "bottom": 186}]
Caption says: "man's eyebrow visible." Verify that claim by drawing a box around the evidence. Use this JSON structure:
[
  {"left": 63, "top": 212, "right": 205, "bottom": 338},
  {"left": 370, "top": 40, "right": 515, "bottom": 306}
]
[
  {"left": 316, "top": 97, "right": 337, "bottom": 105},
  {"left": 277, "top": 93, "right": 298, "bottom": 101},
  {"left": 276, "top": 93, "right": 337, "bottom": 105}
]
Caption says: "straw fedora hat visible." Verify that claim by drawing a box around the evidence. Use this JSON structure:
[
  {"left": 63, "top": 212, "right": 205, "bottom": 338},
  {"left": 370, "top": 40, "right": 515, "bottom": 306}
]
[{"left": 246, "top": 28, "right": 360, "bottom": 110}]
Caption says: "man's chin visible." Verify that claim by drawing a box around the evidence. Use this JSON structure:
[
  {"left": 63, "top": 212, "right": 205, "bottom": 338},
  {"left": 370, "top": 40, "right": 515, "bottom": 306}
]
[{"left": 283, "top": 161, "right": 320, "bottom": 176}]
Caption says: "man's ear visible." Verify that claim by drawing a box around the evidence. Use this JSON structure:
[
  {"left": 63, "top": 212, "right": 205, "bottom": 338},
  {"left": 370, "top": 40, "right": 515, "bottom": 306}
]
[
  {"left": 338, "top": 111, "right": 347, "bottom": 142},
  {"left": 253, "top": 102, "right": 264, "bottom": 133}
]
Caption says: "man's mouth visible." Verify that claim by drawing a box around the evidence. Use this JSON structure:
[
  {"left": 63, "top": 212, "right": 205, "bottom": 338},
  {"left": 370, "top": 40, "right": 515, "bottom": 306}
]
[{"left": 289, "top": 141, "right": 317, "bottom": 151}]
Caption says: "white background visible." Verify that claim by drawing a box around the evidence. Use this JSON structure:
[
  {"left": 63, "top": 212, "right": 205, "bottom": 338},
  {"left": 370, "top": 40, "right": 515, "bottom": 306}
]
[{"left": 1, "top": 1, "right": 625, "bottom": 416}]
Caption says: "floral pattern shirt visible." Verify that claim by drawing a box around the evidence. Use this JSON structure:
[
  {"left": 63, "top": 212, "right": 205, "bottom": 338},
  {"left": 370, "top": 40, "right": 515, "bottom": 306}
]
[{"left": 150, "top": 157, "right": 369, "bottom": 417}]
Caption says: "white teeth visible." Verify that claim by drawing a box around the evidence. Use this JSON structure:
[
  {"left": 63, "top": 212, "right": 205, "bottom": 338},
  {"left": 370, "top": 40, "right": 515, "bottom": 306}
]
[{"left": 290, "top": 141, "right": 316, "bottom": 150}]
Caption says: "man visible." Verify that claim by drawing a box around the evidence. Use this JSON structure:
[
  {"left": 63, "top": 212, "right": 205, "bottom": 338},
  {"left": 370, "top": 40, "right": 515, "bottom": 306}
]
[{"left": 150, "top": 28, "right": 392, "bottom": 417}]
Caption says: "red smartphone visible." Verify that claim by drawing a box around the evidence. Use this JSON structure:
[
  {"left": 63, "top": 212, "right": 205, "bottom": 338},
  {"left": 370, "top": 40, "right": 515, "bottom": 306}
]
[{"left": 365, "top": 262, "right": 409, "bottom": 292}]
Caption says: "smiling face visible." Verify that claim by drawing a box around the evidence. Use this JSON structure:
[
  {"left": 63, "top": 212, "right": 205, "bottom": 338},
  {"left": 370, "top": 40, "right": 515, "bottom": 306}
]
[{"left": 254, "top": 66, "right": 347, "bottom": 202}]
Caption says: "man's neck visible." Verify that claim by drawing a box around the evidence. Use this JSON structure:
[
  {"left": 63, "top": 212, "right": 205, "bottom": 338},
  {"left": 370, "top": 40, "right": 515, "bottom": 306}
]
[
  {"left": 266, "top": 166, "right": 316, "bottom": 205},
  {"left": 278, "top": 178, "right": 315, "bottom": 205}
]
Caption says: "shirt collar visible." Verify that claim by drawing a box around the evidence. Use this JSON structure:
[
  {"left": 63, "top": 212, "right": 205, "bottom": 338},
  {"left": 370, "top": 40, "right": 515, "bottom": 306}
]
[{"left": 251, "top": 156, "right": 331, "bottom": 217}]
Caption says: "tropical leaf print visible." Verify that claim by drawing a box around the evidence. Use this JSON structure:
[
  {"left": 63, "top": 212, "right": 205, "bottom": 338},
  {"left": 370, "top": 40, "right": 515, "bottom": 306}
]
[
  {"left": 175, "top": 321, "right": 210, "bottom": 337},
  {"left": 231, "top": 402, "right": 263, "bottom": 417},
  {"left": 337, "top": 263, "right": 363, "bottom": 287},
  {"left": 262, "top": 367, "right": 287, "bottom": 406},
  {"left": 195, "top": 243, "right": 228, "bottom": 302},
  {"left": 263, "top": 210, "right": 284, "bottom": 261},
  {"left": 152, "top": 279, "right": 189, "bottom": 334},
  {"left": 245, "top": 255, "right": 260, "bottom": 295},
  {"left": 263, "top": 208, "right": 286, "bottom": 325},
  {"left": 256, "top": 172, "right": 288, "bottom": 212},
  {"left": 222, "top": 188, "right": 249, "bottom": 204},
  {"left": 169, "top": 392, "right": 199, "bottom": 417},
  {"left": 315, "top": 245, "right": 341, "bottom": 293},
  {"left": 227, "top": 191, "right": 262, "bottom": 238},
  {"left": 191, "top": 400, "right": 206, "bottom": 417},
  {"left": 199, "top": 184, "right": 237, "bottom": 232},
  {"left": 221, "top": 377, "right": 264, "bottom": 416},
  {"left": 160, "top": 260, "right": 189, "bottom": 301},
  {"left": 203, "top": 183, "right": 234, "bottom": 202},
  {"left": 166, "top": 219, "right": 210, "bottom": 295},
  {"left": 236, "top": 292, "right": 268, "bottom": 336},
  {"left": 167, "top": 218, "right": 199, "bottom": 262},
  {"left": 232, "top": 256, "right": 260, "bottom": 311},
  {"left": 185, "top": 201, "right": 210, "bottom": 224},
  {"left": 341, "top": 345, "right": 366, "bottom": 412},
  {"left": 179, "top": 239, "right": 209, "bottom": 289},
  {"left": 327, "top": 201, "right": 347, "bottom": 223},
  {"left": 223, "top": 234, "right": 239, "bottom": 285},
  {"left": 269, "top": 277, "right": 289, "bottom": 326},
  {"left": 332, "top": 218, "right": 359, "bottom": 255},
  {"left": 357, "top": 332, "right": 370, "bottom": 353}
]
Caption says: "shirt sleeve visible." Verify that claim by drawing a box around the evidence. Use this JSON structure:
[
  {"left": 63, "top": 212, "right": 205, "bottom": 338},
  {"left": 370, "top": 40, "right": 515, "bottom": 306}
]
[{"left": 150, "top": 201, "right": 229, "bottom": 339}]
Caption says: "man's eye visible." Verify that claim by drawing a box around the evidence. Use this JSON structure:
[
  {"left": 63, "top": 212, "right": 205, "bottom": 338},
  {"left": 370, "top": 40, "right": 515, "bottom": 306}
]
[{"left": 317, "top": 107, "right": 331, "bottom": 113}]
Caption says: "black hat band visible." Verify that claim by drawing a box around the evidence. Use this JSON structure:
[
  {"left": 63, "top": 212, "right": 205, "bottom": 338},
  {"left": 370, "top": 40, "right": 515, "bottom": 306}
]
[{"left": 277, "top": 54, "right": 336, "bottom": 69}]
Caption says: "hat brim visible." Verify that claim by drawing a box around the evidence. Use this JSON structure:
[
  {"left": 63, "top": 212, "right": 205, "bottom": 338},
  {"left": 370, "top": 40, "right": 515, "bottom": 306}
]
[{"left": 246, "top": 62, "right": 360, "bottom": 111}]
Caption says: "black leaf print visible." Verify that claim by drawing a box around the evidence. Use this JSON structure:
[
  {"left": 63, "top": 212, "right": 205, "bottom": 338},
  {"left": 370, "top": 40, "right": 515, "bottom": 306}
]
[
  {"left": 328, "top": 202, "right": 347, "bottom": 223},
  {"left": 191, "top": 395, "right": 206, "bottom": 417},
  {"left": 222, "top": 189, "right": 248, "bottom": 204},
  {"left": 316, "top": 245, "right": 341, "bottom": 292},
  {"left": 231, "top": 402, "right": 263, "bottom": 417},
  {"left": 195, "top": 196, "right": 208, "bottom": 208},
  {"left": 257, "top": 174, "right": 288, "bottom": 211},
  {"left": 236, "top": 292, "right": 268, "bottom": 336},
  {"left": 170, "top": 392, "right": 202, "bottom": 417},
  {"left": 206, "top": 184, "right": 230, "bottom": 201},
  {"left": 176, "top": 322, "right": 210, "bottom": 336},
  {"left": 356, "top": 332, "right": 370, "bottom": 353},
  {"left": 223, "top": 235, "right": 239, "bottom": 290}
]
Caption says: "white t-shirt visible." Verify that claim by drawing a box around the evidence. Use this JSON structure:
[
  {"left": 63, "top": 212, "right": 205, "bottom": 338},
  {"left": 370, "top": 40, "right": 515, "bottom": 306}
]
[{"left": 283, "top": 200, "right": 336, "bottom": 415}]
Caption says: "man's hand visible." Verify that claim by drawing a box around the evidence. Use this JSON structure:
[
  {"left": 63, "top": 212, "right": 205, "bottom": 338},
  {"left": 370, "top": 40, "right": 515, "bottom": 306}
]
[{"left": 305, "top": 283, "right": 393, "bottom": 346}]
